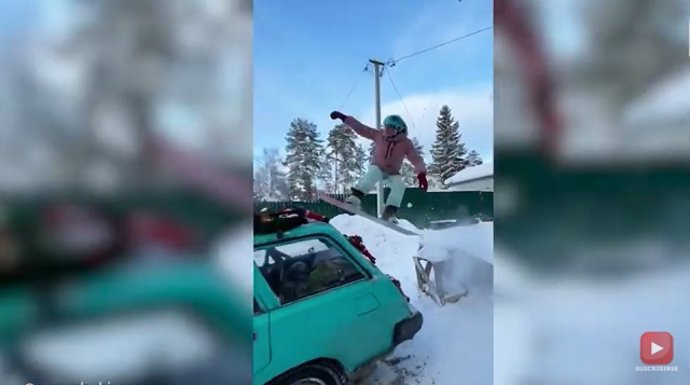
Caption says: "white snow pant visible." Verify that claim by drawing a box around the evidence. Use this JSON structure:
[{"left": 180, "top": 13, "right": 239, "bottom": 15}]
[{"left": 354, "top": 165, "right": 406, "bottom": 208}]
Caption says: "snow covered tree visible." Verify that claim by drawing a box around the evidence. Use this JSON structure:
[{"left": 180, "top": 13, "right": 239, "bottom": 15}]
[
  {"left": 466, "top": 150, "right": 483, "bottom": 166},
  {"left": 402, "top": 137, "right": 425, "bottom": 186},
  {"left": 429, "top": 105, "right": 468, "bottom": 185},
  {"left": 581, "top": 0, "right": 687, "bottom": 111},
  {"left": 284, "top": 118, "right": 325, "bottom": 200},
  {"left": 326, "top": 124, "right": 364, "bottom": 193},
  {"left": 253, "top": 177, "right": 261, "bottom": 200},
  {"left": 253, "top": 162, "right": 270, "bottom": 201},
  {"left": 254, "top": 148, "right": 289, "bottom": 201},
  {"left": 0, "top": 0, "right": 251, "bottom": 192},
  {"left": 316, "top": 151, "right": 334, "bottom": 194},
  {"left": 368, "top": 142, "right": 375, "bottom": 164},
  {"left": 354, "top": 144, "right": 368, "bottom": 180}
]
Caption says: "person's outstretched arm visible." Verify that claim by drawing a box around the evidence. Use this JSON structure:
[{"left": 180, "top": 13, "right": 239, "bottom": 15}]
[{"left": 330, "top": 111, "right": 377, "bottom": 140}]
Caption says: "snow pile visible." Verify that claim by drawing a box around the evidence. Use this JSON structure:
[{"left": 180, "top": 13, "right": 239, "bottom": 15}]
[
  {"left": 419, "top": 223, "right": 493, "bottom": 307},
  {"left": 494, "top": 256, "right": 690, "bottom": 385},
  {"left": 417, "top": 243, "right": 449, "bottom": 262},
  {"left": 395, "top": 218, "right": 421, "bottom": 235},
  {"left": 329, "top": 215, "right": 493, "bottom": 385},
  {"left": 446, "top": 162, "right": 493, "bottom": 185},
  {"left": 329, "top": 215, "right": 421, "bottom": 287},
  {"left": 421, "top": 222, "right": 493, "bottom": 265}
]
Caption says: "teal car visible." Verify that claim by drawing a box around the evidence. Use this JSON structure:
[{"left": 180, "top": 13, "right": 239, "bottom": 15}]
[
  {"left": 253, "top": 212, "right": 423, "bottom": 385},
  {"left": 0, "top": 199, "right": 253, "bottom": 385},
  {"left": 0, "top": 262, "right": 252, "bottom": 385}
]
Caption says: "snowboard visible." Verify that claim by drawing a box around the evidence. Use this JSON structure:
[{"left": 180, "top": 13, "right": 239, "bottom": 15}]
[{"left": 318, "top": 193, "right": 420, "bottom": 236}]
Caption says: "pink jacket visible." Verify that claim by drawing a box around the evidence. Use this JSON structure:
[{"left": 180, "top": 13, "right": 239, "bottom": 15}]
[{"left": 344, "top": 116, "right": 426, "bottom": 175}]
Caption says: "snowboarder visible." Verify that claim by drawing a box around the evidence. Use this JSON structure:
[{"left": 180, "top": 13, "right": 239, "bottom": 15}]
[{"left": 329, "top": 110, "right": 428, "bottom": 222}]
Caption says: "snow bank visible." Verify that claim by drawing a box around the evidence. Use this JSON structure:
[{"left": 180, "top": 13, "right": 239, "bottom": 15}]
[
  {"left": 421, "top": 222, "right": 494, "bottom": 265},
  {"left": 395, "top": 218, "right": 421, "bottom": 234},
  {"left": 417, "top": 243, "right": 449, "bottom": 262},
  {"left": 494, "top": 257, "right": 690, "bottom": 385},
  {"left": 329, "top": 214, "right": 493, "bottom": 385},
  {"left": 329, "top": 215, "right": 421, "bottom": 287},
  {"left": 416, "top": 223, "right": 494, "bottom": 297}
]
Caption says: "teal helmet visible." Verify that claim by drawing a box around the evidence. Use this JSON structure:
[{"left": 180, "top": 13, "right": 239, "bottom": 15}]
[{"left": 383, "top": 115, "right": 407, "bottom": 135}]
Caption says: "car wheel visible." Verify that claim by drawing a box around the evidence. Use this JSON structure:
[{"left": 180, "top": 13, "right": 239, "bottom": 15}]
[{"left": 271, "top": 363, "right": 347, "bottom": 385}]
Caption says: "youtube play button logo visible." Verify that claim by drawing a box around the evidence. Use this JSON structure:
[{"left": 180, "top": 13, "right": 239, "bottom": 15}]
[{"left": 640, "top": 332, "right": 673, "bottom": 365}]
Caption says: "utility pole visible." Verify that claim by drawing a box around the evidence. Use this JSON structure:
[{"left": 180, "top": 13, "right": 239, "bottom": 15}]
[{"left": 370, "top": 58, "right": 385, "bottom": 218}]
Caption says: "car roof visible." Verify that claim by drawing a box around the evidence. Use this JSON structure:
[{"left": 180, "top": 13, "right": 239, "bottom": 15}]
[{"left": 253, "top": 221, "right": 340, "bottom": 247}]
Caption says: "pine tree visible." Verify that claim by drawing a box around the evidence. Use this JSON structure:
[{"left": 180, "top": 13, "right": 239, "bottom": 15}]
[
  {"left": 252, "top": 177, "right": 262, "bottom": 201},
  {"left": 582, "top": 0, "right": 687, "bottom": 110},
  {"left": 467, "top": 150, "right": 483, "bottom": 166},
  {"left": 254, "top": 148, "right": 289, "bottom": 200},
  {"left": 402, "top": 137, "right": 425, "bottom": 186},
  {"left": 316, "top": 150, "right": 334, "bottom": 193},
  {"left": 354, "top": 144, "right": 367, "bottom": 180},
  {"left": 326, "top": 124, "right": 362, "bottom": 193},
  {"left": 429, "top": 105, "right": 468, "bottom": 185},
  {"left": 254, "top": 167, "right": 270, "bottom": 201},
  {"left": 284, "top": 118, "right": 325, "bottom": 200}
]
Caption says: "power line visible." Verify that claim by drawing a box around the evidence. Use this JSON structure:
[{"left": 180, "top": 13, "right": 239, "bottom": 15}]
[
  {"left": 388, "top": 26, "right": 492, "bottom": 66},
  {"left": 385, "top": 68, "right": 416, "bottom": 130},
  {"left": 337, "top": 63, "right": 370, "bottom": 111}
]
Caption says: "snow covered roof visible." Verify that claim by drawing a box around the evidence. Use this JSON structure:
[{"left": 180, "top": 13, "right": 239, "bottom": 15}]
[
  {"left": 623, "top": 68, "right": 690, "bottom": 127},
  {"left": 446, "top": 162, "right": 493, "bottom": 186},
  {"left": 558, "top": 69, "right": 690, "bottom": 164}
]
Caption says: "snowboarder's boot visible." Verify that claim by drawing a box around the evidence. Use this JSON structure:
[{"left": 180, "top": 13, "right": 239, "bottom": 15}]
[
  {"left": 345, "top": 188, "right": 365, "bottom": 210},
  {"left": 381, "top": 205, "right": 399, "bottom": 224}
]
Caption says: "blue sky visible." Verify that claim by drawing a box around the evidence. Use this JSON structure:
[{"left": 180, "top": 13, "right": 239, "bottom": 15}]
[
  {"left": 2, "top": 0, "right": 493, "bottom": 166},
  {"left": 254, "top": 0, "right": 493, "bottom": 165},
  {"left": 0, "top": 0, "right": 35, "bottom": 38}
]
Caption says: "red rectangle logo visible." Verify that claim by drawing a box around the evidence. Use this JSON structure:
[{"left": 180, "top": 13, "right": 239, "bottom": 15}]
[{"left": 640, "top": 331, "right": 673, "bottom": 365}]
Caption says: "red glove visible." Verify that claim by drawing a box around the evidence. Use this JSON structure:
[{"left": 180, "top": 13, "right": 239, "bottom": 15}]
[{"left": 417, "top": 172, "right": 428, "bottom": 191}]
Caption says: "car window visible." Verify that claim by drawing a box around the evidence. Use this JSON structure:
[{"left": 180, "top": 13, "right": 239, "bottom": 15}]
[
  {"left": 253, "top": 238, "right": 328, "bottom": 267},
  {"left": 254, "top": 237, "right": 365, "bottom": 305}
]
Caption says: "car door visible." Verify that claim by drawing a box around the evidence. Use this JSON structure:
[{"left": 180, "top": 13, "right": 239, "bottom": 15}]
[
  {"left": 253, "top": 265, "right": 272, "bottom": 375},
  {"left": 254, "top": 235, "right": 392, "bottom": 377}
]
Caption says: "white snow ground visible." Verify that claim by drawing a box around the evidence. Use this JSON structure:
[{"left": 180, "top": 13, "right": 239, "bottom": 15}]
[
  {"left": 331, "top": 213, "right": 690, "bottom": 385},
  {"left": 329, "top": 215, "right": 494, "bottom": 385},
  {"left": 493, "top": 248, "right": 690, "bottom": 385}
]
